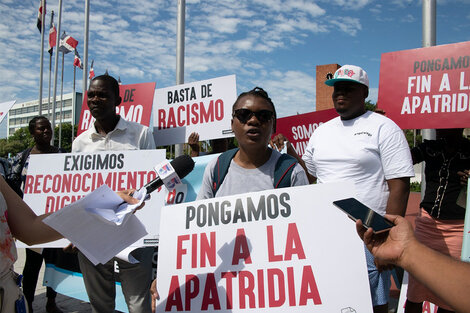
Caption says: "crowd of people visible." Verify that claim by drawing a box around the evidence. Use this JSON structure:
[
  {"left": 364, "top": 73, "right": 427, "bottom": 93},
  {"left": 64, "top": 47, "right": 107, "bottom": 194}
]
[{"left": 1, "top": 67, "right": 469, "bottom": 313}]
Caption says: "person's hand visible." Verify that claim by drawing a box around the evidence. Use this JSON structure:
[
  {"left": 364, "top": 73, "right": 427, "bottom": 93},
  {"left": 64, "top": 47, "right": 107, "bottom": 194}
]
[
  {"left": 188, "top": 132, "right": 200, "bottom": 156},
  {"left": 63, "top": 243, "right": 78, "bottom": 253},
  {"left": 117, "top": 189, "right": 145, "bottom": 211},
  {"left": 270, "top": 134, "right": 291, "bottom": 152},
  {"left": 457, "top": 170, "right": 469, "bottom": 187},
  {"left": 356, "top": 214, "right": 415, "bottom": 269},
  {"left": 150, "top": 278, "right": 159, "bottom": 313}
]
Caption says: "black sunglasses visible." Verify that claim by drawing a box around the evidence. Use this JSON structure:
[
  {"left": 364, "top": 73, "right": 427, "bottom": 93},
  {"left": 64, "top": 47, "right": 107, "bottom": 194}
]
[{"left": 232, "top": 108, "right": 275, "bottom": 124}]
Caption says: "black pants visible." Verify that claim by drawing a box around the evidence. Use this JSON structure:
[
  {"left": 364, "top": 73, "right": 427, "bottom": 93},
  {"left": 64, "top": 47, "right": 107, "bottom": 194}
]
[{"left": 22, "top": 248, "right": 57, "bottom": 306}]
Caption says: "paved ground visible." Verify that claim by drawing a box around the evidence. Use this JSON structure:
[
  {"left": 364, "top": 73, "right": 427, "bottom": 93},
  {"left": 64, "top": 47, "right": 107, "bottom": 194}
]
[{"left": 14, "top": 192, "right": 422, "bottom": 313}]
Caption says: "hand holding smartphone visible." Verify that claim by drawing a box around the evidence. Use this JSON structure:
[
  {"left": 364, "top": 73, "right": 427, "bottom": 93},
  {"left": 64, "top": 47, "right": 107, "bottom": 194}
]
[{"left": 333, "top": 198, "right": 393, "bottom": 234}]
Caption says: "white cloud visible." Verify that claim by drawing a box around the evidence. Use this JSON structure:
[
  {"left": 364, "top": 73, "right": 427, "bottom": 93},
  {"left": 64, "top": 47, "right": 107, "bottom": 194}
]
[{"left": 330, "top": 16, "right": 362, "bottom": 36}]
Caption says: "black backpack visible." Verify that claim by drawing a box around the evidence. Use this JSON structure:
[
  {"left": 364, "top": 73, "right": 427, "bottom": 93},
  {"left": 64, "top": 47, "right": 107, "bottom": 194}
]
[{"left": 211, "top": 148, "right": 298, "bottom": 195}]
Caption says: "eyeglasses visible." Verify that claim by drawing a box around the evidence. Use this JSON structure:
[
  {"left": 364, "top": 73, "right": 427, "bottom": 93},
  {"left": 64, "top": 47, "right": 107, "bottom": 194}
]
[{"left": 232, "top": 108, "right": 275, "bottom": 124}]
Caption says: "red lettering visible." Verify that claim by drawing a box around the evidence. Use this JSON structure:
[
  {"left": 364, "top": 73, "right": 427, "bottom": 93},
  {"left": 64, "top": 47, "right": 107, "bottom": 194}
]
[
  {"left": 191, "top": 103, "right": 199, "bottom": 124},
  {"left": 268, "top": 268, "right": 285, "bottom": 307},
  {"left": 177, "top": 105, "right": 185, "bottom": 127},
  {"left": 200, "top": 100, "right": 214, "bottom": 122},
  {"left": 24, "top": 176, "right": 34, "bottom": 194},
  {"left": 184, "top": 275, "right": 199, "bottom": 311},
  {"left": 299, "top": 265, "right": 322, "bottom": 305},
  {"left": 176, "top": 234, "right": 190, "bottom": 269},
  {"left": 43, "top": 175, "right": 52, "bottom": 193},
  {"left": 61, "top": 173, "right": 71, "bottom": 192},
  {"left": 287, "top": 267, "right": 296, "bottom": 306},
  {"left": 117, "top": 172, "right": 126, "bottom": 191},
  {"left": 215, "top": 99, "right": 224, "bottom": 121},
  {"left": 59, "top": 196, "right": 71, "bottom": 211},
  {"left": 167, "top": 107, "right": 176, "bottom": 128},
  {"left": 33, "top": 174, "right": 43, "bottom": 193},
  {"left": 72, "top": 174, "right": 81, "bottom": 192},
  {"left": 200, "top": 232, "right": 216, "bottom": 268},
  {"left": 82, "top": 173, "right": 91, "bottom": 192},
  {"left": 221, "top": 272, "right": 237, "bottom": 309},
  {"left": 285, "top": 223, "right": 306, "bottom": 260},
  {"left": 232, "top": 229, "right": 252, "bottom": 265},
  {"left": 45, "top": 196, "right": 54, "bottom": 214},
  {"left": 201, "top": 273, "right": 220, "bottom": 310},
  {"left": 165, "top": 275, "right": 183, "bottom": 311},
  {"left": 267, "top": 225, "right": 282, "bottom": 262},
  {"left": 238, "top": 271, "right": 255, "bottom": 309},
  {"left": 191, "top": 234, "right": 197, "bottom": 268},
  {"left": 257, "top": 269, "right": 265, "bottom": 308},
  {"left": 158, "top": 109, "right": 166, "bottom": 130}
]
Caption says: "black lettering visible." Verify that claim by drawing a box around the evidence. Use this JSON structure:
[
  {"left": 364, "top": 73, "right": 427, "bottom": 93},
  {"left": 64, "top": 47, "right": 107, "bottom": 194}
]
[
  {"left": 186, "top": 206, "right": 196, "bottom": 229},
  {"left": 279, "top": 193, "right": 291, "bottom": 217},
  {"left": 247, "top": 196, "right": 266, "bottom": 221},
  {"left": 64, "top": 155, "right": 72, "bottom": 171},
  {"left": 197, "top": 204, "right": 207, "bottom": 227},
  {"left": 221, "top": 200, "right": 231, "bottom": 224},
  {"left": 233, "top": 200, "right": 247, "bottom": 224},
  {"left": 208, "top": 202, "right": 219, "bottom": 227},
  {"left": 117, "top": 154, "right": 125, "bottom": 169},
  {"left": 266, "top": 194, "right": 279, "bottom": 219}
]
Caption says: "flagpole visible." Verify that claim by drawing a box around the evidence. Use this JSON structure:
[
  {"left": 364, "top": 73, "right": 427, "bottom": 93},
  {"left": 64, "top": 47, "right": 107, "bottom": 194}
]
[
  {"left": 39, "top": 0, "right": 46, "bottom": 115},
  {"left": 59, "top": 52, "right": 64, "bottom": 149},
  {"left": 47, "top": 10, "right": 54, "bottom": 120},
  {"left": 72, "top": 64, "right": 76, "bottom": 142},
  {"left": 175, "top": 0, "right": 185, "bottom": 157},
  {"left": 51, "top": 0, "right": 62, "bottom": 144},
  {"left": 82, "top": 0, "right": 90, "bottom": 97}
]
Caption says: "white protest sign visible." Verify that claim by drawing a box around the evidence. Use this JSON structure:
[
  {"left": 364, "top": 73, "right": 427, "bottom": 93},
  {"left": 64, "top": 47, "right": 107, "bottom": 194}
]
[
  {"left": 20, "top": 149, "right": 167, "bottom": 248},
  {"left": 0, "top": 100, "right": 16, "bottom": 124},
  {"left": 156, "top": 182, "right": 373, "bottom": 313},
  {"left": 397, "top": 272, "right": 438, "bottom": 313},
  {"left": 153, "top": 75, "right": 236, "bottom": 145}
]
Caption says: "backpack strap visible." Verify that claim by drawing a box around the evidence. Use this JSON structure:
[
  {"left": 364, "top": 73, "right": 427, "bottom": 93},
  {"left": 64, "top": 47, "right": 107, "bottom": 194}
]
[
  {"left": 274, "top": 153, "right": 298, "bottom": 188},
  {"left": 212, "top": 148, "right": 239, "bottom": 195}
]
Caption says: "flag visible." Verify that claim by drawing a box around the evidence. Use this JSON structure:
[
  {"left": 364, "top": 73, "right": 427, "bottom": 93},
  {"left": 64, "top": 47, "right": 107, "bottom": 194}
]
[
  {"left": 89, "top": 60, "right": 95, "bottom": 79},
  {"left": 48, "top": 10, "right": 56, "bottom": 55},
  {"left": 74, "top": 49, "right": 83, "bottom": 69},
  {"left": 59, "top": 32, "right": 78, "bottom": 54},
  {"left": 118, "top": 76, "right": 122, "bottom": 85},
  {"left": 37, "top": 0, "right": 45, "bottom": 32}
]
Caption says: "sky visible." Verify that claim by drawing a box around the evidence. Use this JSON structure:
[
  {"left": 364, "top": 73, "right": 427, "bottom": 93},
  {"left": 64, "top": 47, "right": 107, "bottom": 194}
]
[{"left": 0, "top": 0, "right": 470, "bottom": 121}]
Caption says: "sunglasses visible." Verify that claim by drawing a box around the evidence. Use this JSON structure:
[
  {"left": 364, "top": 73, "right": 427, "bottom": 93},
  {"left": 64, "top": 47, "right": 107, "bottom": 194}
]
[{"left": 232, "top": 108, "right": 275, "bottom": 124}]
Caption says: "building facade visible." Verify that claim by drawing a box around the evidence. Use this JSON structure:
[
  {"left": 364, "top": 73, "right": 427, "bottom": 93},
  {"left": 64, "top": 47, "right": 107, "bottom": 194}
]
[{"left": 7, "top": 92, "right": 82, "bottom": 137}]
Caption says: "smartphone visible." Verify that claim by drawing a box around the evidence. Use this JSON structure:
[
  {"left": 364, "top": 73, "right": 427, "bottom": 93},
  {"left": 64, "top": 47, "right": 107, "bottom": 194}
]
[{"left": 333, "top": 198, "right": 393, "bottom": 234}]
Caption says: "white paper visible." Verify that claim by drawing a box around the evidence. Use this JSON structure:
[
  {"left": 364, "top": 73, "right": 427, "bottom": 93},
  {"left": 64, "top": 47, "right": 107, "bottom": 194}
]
[{"left": 43, "top": 185, "right": 148, "bottom": 265}]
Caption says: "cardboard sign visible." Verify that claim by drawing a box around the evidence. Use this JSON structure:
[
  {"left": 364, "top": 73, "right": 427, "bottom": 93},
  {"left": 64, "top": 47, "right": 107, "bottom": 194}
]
[
  {"left": 156, "top": 182, "right": 373, "bottom": 313},
  {"left": 378, "top": 41, "right": 470, "bottom": 129},
  {"left": 153, "top": 75, "right": 236, "bottom": 145},
  {"left": 20, "top": 149, "right": 166, "bottom": 247},
  {"left": 77, "top": 82, "right": 156, "bottom": 136},
  {"left": 273, "top": 109, "right": 338, "bottom": 158}
]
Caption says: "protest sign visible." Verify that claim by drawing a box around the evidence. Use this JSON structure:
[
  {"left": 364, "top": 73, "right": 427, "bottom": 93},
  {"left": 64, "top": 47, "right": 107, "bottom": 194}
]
[
  {"left": 20, "top": 149, "right": 166, "bottom": 248},
  {"left": 156, "top": 182, "right": 373, "bottom": 313},
  {"left": 378, "top": 41, "right": 470, "bottom": 129},
  {"left": 273, "top": 109, "right": 337, "bottom": 157},
  {"left": 77, "top": 82, "right": 156, "bottom": 136},
  {"left": 0, "top": 100, "right": 16, "bottom": 124},
  {"left": 153, "top": 75, "right": 236, "bottom": 145}
]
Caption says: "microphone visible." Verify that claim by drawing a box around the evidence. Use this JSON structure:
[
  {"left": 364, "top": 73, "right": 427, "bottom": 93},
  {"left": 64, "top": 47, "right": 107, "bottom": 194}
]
[{"left": 144, "top": 154, "right": 195, "bottom": 194}]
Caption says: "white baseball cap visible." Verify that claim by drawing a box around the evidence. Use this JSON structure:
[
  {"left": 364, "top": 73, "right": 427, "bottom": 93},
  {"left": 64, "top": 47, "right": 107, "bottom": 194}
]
[{"left": 325, "top": 65, "right": 369, "bottom": 88}]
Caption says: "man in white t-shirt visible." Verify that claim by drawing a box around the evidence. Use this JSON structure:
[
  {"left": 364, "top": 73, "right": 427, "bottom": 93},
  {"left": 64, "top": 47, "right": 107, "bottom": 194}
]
[{"left": 302, "top": 65, "right": 414, "bottom": 313}]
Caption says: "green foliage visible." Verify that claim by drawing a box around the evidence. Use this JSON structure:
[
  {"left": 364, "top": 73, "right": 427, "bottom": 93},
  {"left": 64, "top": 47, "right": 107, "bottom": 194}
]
[
  {"left": 365, "top": 100, "right": 376, "bottom": 112},
  {"left": 410, "top": 181, "right": 421, "bottom": 192},
  {"left": 404, "top": 129, "right": 422, "bottom": 149},
  {"left": 53, "top": 123, "right": 77, "bottom": 152}
]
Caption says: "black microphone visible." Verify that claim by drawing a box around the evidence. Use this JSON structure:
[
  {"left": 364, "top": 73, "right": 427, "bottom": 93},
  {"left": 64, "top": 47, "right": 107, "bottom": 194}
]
[{"left": 144, "top": 154, "right": 195, "bottom": 194}]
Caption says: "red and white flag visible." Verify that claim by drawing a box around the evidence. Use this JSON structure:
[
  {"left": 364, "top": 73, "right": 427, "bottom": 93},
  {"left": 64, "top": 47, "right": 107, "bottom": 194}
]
[
  {"left": 89, "top": 60, "right": 95, "bottom": 79},
  {"left": 48, "top": 10, "right": 56, "bottom": 55},
  {"left": 74, "top": 49, "right": 83, "bottom": 69},
  {"left": 59, "top": 32, "right": 78, "bottom": 54},
  {"left": 37, "top": 0, "right": 45, "bottom": 32}
]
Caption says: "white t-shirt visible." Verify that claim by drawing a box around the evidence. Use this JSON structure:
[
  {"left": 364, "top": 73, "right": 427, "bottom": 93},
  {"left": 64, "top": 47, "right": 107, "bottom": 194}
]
[
  {"left": 302, "top": 111, "right": 414, "bottom": 215},
  {"left": 197, "top": 149, "right": 309, "bottom": 199},
  {"left": 72, "top": 117, "right": 156, "bottom": 152}
]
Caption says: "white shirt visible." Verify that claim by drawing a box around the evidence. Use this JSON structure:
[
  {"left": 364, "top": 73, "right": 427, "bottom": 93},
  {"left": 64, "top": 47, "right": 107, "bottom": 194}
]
[
  {"left": 72, "top": 117, "right": 156, "bottom": 152},
  {"left": 302, "top": 111, "right": 414, "bottom": 215}
]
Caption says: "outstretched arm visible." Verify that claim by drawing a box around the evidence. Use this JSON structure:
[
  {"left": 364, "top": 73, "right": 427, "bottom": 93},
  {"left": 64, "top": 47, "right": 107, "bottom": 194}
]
[{"left": 357, "top": 215, "right": 470, "bottom": 313}]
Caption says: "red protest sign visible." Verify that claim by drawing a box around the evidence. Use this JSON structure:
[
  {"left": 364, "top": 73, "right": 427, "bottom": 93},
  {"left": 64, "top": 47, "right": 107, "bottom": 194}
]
[
  {"left": 77, "top": 82, "right": 156, "bottom": 136},
  {"left": 273, "top": 109, "right": 338, "bottom": 157},
  {"left": 378, "top": 41, "right": 470, "bottom": 129}
]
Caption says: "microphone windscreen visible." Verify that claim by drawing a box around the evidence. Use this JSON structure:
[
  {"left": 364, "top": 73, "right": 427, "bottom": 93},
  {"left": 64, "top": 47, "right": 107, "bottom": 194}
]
[{"left": 170, "top": 155, "right": 195, "bottom": 179}]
